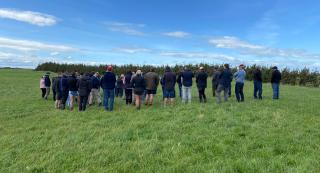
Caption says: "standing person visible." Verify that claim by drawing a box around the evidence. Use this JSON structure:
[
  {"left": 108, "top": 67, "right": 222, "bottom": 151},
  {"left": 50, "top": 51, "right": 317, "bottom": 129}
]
[
  {"left": 181, "top": 67, "right": 193, "bottom": 103},
  {"left": 115, "top": 74, "right": 125, "bottom": 98},
  {"left": 160, "top": 76, "right": 165, "bottom": 101},
  {"left": 176, "top": 68, "right": 183, "bottom": 98},
  {"left": 144, "top": 68, "right": 160, "bottom": 106},
  {"left": 253, "top": 66, "right": 263, "bottom": 99},
  {"left": 196, "top": 67, "right": 208, "bottom": 103},
  {"left": 68, "top": 73, "right": 79, "bottom": 111},
  {"left": 234, "top": 64, "right": 246, "bottom": 102},
  {"left": 100, "top": 65, "right": 116, "bottom": 111},
  {"left": 89, "top": 72, "right": 102, "bottom": 106},
  {"left": 60, "top": 73, "right": 69, "bottom": 110},
  {"left": 54, "top": 73, "right": 62, "bottom": 109},
  {"left": 271, "top": 66, "right": 282, "bottom": 99},
  {"left": 216, "top": 64, "right": 233, "bottom": 103},
  {"left": 44, "top": 73, "right": 51, "bottom": 100},
  {"left": 131, "top": 72, "right": 136, "bottom": 105},
  {"left": 39, "top": 76, "right": 46, "bottom": 98},
  {"left": 131, "top": 70, "right": 146, "bottom": 110},
  {"left": 163, "top": 67, "right": 176, "bottom": 106},
  {"left": 52, "top": 76, "right": 58, "bottom": 101},
  {"left": 212, "top": 67, "right": 221, "bottom": 97},
  {"left": 77, "top": 73, "right": 91, "bottom": 111},
  {"left": 124, "top": 71, "right": 133, "bottom": 105}
]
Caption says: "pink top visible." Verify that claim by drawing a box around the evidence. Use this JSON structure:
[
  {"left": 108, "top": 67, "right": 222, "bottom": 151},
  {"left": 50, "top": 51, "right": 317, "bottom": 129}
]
[{"left": 40, "top": 78, "right": 46, "bottom": 88}]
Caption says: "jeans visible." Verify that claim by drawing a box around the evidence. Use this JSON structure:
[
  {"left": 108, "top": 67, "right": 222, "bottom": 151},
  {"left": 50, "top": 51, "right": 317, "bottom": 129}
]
[
  {"left": 79, "top": 95, "right": 88, "bottom": 111},
  {"left": 235, "top": 82, "right": 244, "bottom": 102},
  {"left": 103, "top": 89, "right": 115, "bottom": 111},
  {"left": 182, "top": 86, "right": 192, "bottom": 103},
  {"left": 178, "top": 85, "right": 182, "bottom": 98},
  {"left": 254, "top": 81, "right": 262, "bottom": 99},
  {"left": 115, "top": 88, "right": 123, "bottom": 97},
  {"left": 216, "top": 84, "right": 230, "bottom": 103},
  {"left": 272, "top": 83, "right": 280, "bottom": 99}
]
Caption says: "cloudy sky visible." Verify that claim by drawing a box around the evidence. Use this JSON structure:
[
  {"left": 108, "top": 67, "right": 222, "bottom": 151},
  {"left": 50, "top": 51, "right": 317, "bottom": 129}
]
[{"left": 0, "top": 0, "right": 320, "bottom": 69}]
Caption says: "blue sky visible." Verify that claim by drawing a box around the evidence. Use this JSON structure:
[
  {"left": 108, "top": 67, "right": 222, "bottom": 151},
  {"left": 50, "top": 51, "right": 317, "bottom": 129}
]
[{"left": 0, "top": 0, "right": 320, "bottom": 69}]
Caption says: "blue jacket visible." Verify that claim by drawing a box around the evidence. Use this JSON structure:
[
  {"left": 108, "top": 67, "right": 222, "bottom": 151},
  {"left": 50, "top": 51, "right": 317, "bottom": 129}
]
[
  {"left": 181, "top": 70, "right": 193, "bottom": 87},
  {"left": 60, "top": 75, "right": 69, "bottom": 92},
  {"left": 219, "top": 69, "right": 232, "bottom": 87},
  {"left": 91, "top": 76, "right": 100, "bottom": 89},
  {"left": 100, "top": 72, "right": 116, "bottom": 89},
  {"left": 234, "top": 69, "right": 246, "bottom": 83},
  {"left": 44, "top": 76, "right": 51, "bottom": 87},
  {"left": 196, "top": 71, "right": 208, "bottom": 89}
]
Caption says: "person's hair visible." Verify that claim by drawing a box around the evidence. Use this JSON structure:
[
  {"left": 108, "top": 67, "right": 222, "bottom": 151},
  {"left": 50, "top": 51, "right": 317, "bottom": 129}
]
[
  {"left": 126, "top": 70, "right": 132, "bottom": 75},
  {"left": 80, "top": 72, "right": 84, "bottom": 76},
  {"left": 150, "top": 68, "right": 155, "bottom": 72},
  {"left": 136, "top": 70, "right": 142, "bottom": 75},
  {"left": 224, "top": 64, "right": 229, "bottom": 69},
  {"left": 165, "top": 66, "right": 171, "bottom": 72},
  {"left": 71, "top": 72, "right": 76, "bottom": 77}
]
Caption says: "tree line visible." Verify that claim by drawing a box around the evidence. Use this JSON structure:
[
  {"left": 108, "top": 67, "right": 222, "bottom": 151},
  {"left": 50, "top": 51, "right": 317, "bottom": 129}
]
[{"left": 36, "top": 62, "right": 320, "bottom": 87}]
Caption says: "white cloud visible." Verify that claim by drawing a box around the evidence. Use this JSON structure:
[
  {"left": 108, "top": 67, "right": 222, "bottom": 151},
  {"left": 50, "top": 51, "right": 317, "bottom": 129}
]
[
  {"left": 106, "top": 22, "right": 145, "bottom": 36},
  {"left": 0, "top": 8, "right": 57, "bottom": 26},
  {"left": 163, "top": 31, "right": 190, "bottom": 38},
  {"left": 0, "top": 37, "right": 77, "bottom": 52},
  {"left": 160, "top": 51, "right": 236, "bottom": 61},
  {"left": 113, "top": 47, "right": 151, "bottom": 54},
  {"left": 50, "top": 52, "right": 59, "bottom": 56}
]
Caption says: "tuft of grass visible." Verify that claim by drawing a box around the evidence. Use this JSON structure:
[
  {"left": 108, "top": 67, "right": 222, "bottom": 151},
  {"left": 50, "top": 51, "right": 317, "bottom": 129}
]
[{"left": 0, "top": 69, "right": 320, "bottom": 173}]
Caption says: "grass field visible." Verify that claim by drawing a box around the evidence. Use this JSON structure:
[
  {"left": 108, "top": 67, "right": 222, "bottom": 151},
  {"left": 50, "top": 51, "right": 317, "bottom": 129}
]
[{"left": 1, "top": 69, "right": 320, "bottom": 173}]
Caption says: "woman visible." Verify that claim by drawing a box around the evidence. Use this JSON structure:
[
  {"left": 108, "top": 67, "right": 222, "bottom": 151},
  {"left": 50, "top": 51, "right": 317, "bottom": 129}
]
[
  {"left": 124, "top": 71, "right": 133, "bottom": 105},
  {"left": 39, "top": 76, "right": 46, "bottom": 98},
  {"left": 130, "top": 70, "right": 145, "bottom": 110}
]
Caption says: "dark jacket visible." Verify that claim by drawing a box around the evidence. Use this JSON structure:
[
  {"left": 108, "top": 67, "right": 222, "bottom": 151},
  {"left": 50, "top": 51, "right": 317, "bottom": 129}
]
[
  {"left": 52, "top": 77, "right": 58, "bottom": 91},
  {"left": 219, "top": 69, "right": 233, "bottom": 87},
  {"left": 54, "top": 76, "right": 62, "bottom": 94},
  {"left": 60, "top": 75, "right": 69, "bottom": 92},
  {"left": 68, "top": 76, "right": 78, "bottom": 91},
  {"left": 271, "top": 70, "right": 282, "bottom": 84},
  {"left": 163, "top": 71, "right": 176, "bottom": 91},
  {"left": 77, "top": 76, "right": 92, "bottom": 96},
  {"left": 91, "top": 76, "right": 100, "bottom": 89},
  {"left": 44, "top": 76, "right": 51, "bottom": 87},
  {"left": 100, "top": 71, "right": 116, "bottom": 89},
  {"left": 253, "top": 69, "right": 262, "bottom": 82},
  {"left": 181, "top": 70, "right": 193, "bottom": 87},
  {"left": 124, "top": 73, "right": 133, "bottom": 89},
  {"left": 196, "top": 71, "right": 208, "bottom": 89},
  {"left": 116, "top": 78, "right": 124, "bottom": 89},
  {"left": 212, "top": 71, "right": 221, "bottom": 86},
  {"left": 144, "top": 72, "right": 159, "bottom": 90},
  {"left": 131, "top": 74, "right": 146, "bottom": 93},
  {"left": 176, "top": 72, "right": 182, "bottom": 86}
]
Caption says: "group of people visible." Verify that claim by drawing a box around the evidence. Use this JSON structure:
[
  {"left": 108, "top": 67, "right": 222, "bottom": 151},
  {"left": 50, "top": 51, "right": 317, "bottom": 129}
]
[{"left": 40, "top": 64, "right": 282, "bottom": 111}]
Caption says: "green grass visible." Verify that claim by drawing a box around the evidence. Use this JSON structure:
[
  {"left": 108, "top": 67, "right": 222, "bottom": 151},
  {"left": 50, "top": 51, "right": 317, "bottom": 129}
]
[{"left": 0, "top": 69, "right": 320, "bottom": 173}]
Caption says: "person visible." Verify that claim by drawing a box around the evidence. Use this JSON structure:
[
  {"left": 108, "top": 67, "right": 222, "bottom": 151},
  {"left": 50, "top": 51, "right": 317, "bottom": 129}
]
[
  {"left": 271, "top": 66, "right": 282, "bottom": 99},
  {"left": 212, "top": 67, "right": 221, "bottom": 97},
  {"left": 176, "top": 68, "right": 183, "bottom": 98},
  {"left": 234, "top": 64, "right": 246, "bottom": 102},
  {"left": 52, "top": 76, "right": 58, "bottom": 101},
  {"left": 39, "top": 76, "right": 46, "bottom": 98},
  {"left": 131, "top": 70, "right": 146, "bottom": 110},
  {"left": 77, "top": 73, "right": 91, "bottom": 111},
  {"left": 44, "top": 73, "right": 51, "bottom": 100},
  {"left": 163, "top": 67, "right": 176, "bottom": 106},
  {"left": 196, "top": 67, "right": 208, "bottom": 103},
  {"left": 216, "top": 64, "right": 233, "bottom": 103},
  {"left": 54, "top": 73, "right": 62, "bottom": 109},
  {"left": 89, "top": 72, "right": 102, "bottom": 106},
  {"left": 100, "top": 65, "right": 116, "bottom": 111},
  {"left": 160, "top": 76, "right": 165, "bottom": 101},
  {"left": 253, "top": 66, "right": 263, "bottom": 99},
  {"left": 124, "top": 71, "right": 133, "bottom": 105},
  {"left": 115, "top": 74, "right": 124, "bottom": 98},
  {"left": 68, "top": 73, "right": 79, "bottom": 111},
  {"left": 131, "top": 72, "right": 136, "bottom": 104},
  {"left": 60, "top": 73, "right": 69, "bottom": 109},
  {"left": 181, "top": 67, "right": 193, "bottom": 103},
  {"left": 144, "top": 68, "right": 160, "bottom": 106}
]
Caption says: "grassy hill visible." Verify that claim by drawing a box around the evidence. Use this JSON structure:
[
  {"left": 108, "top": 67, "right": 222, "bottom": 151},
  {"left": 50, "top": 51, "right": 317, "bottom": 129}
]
[{"left": 0, "top": 69, "right": 320, "bottom": 173}]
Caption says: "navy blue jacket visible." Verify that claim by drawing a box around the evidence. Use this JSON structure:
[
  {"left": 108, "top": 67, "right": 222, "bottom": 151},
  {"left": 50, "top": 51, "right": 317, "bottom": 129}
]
[
  {"left": 91, "top": 76, "right": 100, "bottom": 89},
  {"left": 219, "top": 69, "right": 233, "bottom": 87},
  {"left": 100, "top": 72, "right": 116, "bottom": 89},
  {"left": 44, "top": 76, "right": 51, "bottom": 87},
  {"left": 163, "top": 72, "right": 176, "bottom": 91},
  {"left": 60, "top": 75, "right": 69, "bottom": 92},
  {"left": 181, "top": 70, "right": 193, "bottom": 87},
  {"left": 271, "top": 70, "right": 282, "bottom": 84},
  {"left": 68, "top": 76, "right": 78, "bottom": 91},
  {"left": 196, "top": 71, "right": 208, "bottom": 89}
]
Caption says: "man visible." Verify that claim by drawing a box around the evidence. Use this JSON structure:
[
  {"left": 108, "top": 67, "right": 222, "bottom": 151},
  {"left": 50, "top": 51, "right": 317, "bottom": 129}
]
[
  {"left": 124, "top": 71, "right": 133, "bottom": 105},
  {"left": 181, "top": 67, "right": 193, "bottom": 103},
  {"left": 44, "top": 72, "right": 51, "bottom": 100},
  {"left": 54, "top": 73, "right": 62, "bottom": 109},
  {"left": 216, "top": 64, "right": 233, "bottom": 103},
  {"left": 68, "top": 73, "right": 79, "bottom": 111},
  {"left": 100, "top": 65, "right": 116, "bottom": 111},
  {"left": 196, "top": 67, "right": 208, "bottom": 103},
  {"left": 60, "top": 73, "right": 69, "bottom": 109},
  {"left": 89, "top": 72, "right": 102, "bottom": 106},
  {"left": 163, "top": 67, "right": 176, "bottom": 106},
  {"left": 144, "top": 68, "right": 159, "bottom": 106},
  {"left": 131, "top": 70, "right": 146, "bottom": 110},
  {"left": 176, "top": 68, "right": 183, "bottom": 98},
  {"left": 115, "top": 74, "right": 125, "bottom": 98},
  {"left": 77, "top": 73, "right": 91, "bottom": 111},
  {"left": 234, "top": 64, "right": 246, "bottom": 102},
  {"left": 271, "top": 66, "right": 282, "bottom": 99},
  {"left": 52, "top": 76, "right": 58, "bottom": 101},
  {"left": 253, "top": 66, "right": 263, "bottom": 99},
  {"left": 212, "top": 67, "right": 221, "bottom": 97}
]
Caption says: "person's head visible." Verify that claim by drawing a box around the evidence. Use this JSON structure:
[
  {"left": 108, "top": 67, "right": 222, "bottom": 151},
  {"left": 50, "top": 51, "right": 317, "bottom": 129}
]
[
  {"left": 94, "top": 72, "right": 99, "bottom": 77},
  {"left": 239, "top": 64, "right": 245, "bottom": 70},
  {"left": 165, "top": 66, "right": 171, "bottom": 72},
  {"left": 224, "top": 64, "right": 229, "bottom": 69},
  {"left": 184, "top": 66, "right": 189, "bottom": 71},
  {"left": 199, "top": 66, "right": 204, "bottom": 71},
  {"left": 150, "top": 68, "right": 155, "bottom": 72},
  {"left": 120, "top": 74, "right": 125, "bottom": 78},
  {"left": 272, "top": 66, "right": 278, "bottom": 70},
  {"left": 256, "top": 66, "right": 261, "bottom": 70},
  {"left": 71, "top": 72, "right": 76, "bottom": 77},
  {"left": 136, "top": 70, "right": 142, "bottom": 75},
  {"left": 106, "top": 65, "right": 113, "bottom": 72}
]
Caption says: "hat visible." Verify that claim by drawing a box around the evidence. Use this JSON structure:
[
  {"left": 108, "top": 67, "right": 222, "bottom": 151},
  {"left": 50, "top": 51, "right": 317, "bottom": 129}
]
[
  {"left": 199, "top": 66, "right": 204, "bottom": 70},
  {"left": 136, "top": 70, "right": 142, "bottom": 75},
  {"left": 272, "top": 66, "right": 278, "bottom": 70},
  {"left": 239, "top": 64, "right": 245, "bottom": 67},
  {"left": 106, "top": 65, "right": 113, "bottom": 71}
]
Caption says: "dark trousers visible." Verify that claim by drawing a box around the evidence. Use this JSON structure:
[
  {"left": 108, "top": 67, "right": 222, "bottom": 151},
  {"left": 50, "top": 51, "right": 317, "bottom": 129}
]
[
  {"left": 178, "top": 85, "right": 182, "bottom": 98},
  {"left": 41, "top": 88, "right": 46, "bottom": 98},
  {"left": 254, "top": 81, "right": 262, "bottom": 99},
  {"left": 229, "top": 83, "right": 232, "bottom": 97},
  {"left": 198, "top": 88, "right": 207, "bottom": 102},
  {"left": 79, "top": 95, "right": 88, "bottom": 111},
  {"left": 125, "top": 89, "right": 132, "bottom": 104},
  {"left": 61, "top": 90, "right": 69, "bottom": 109},
  {"left": 115, "top": 88, "right": 123, "bottom": 97},
  {"left": 52, "top": 89, "right": 56, "bottom": 101},
  {"left": 212, "top": 84, "right": 218, "bottom": 96},
  {"left": 235, "top": 82, "right": 244, "bottom": 102}
]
